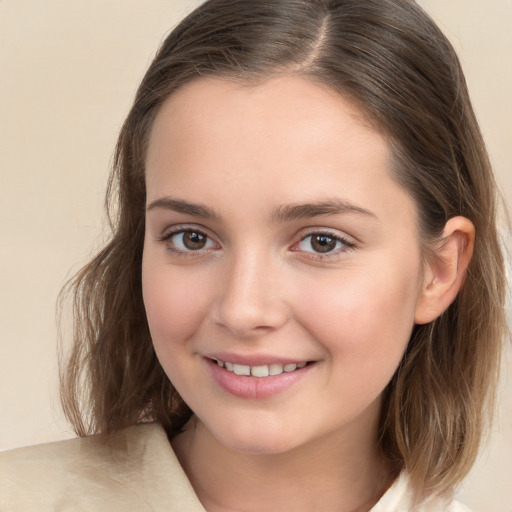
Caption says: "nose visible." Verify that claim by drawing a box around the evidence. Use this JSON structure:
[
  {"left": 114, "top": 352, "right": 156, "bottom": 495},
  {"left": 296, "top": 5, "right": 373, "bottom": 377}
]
[{"left": 211, "top": 251, "right": 290, "bottom": 338}]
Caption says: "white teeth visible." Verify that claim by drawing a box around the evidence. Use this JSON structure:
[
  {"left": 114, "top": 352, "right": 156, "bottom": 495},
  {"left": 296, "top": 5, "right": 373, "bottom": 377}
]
[
  {"left": 269, "top": 363, "right": 284, "bottom": 376},
  {"left": 251, "top": 365, "right": 269, "bottom": 377},
  {"left": 233, "top": 364, "right": 251, "bottom": 376},
  {"left": 215, "top": 359, "right": 308, "bottom": 377}
]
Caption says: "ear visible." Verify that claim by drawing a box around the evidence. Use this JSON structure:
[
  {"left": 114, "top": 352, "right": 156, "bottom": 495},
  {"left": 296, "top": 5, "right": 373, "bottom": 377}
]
[{"left": 414, "top": 216, "right": 475, "bottom": 325}]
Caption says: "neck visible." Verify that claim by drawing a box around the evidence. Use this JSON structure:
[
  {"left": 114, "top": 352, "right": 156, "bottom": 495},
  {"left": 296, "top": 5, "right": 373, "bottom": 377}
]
[{"left": 172, "top": 412, "right": 394, "bottom": 512}]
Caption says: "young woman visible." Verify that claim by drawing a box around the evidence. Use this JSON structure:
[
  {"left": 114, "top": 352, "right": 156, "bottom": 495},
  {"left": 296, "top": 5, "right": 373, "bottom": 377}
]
[{"left": 1, "top": 1, "right": 507, "bottom": 510}]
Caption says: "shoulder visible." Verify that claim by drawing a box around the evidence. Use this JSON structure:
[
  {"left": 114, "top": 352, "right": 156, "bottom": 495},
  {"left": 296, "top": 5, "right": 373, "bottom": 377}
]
[
  {"left": 0, "top": 423, "right": 205, "bottom": 511},
  {"left": 371, "top": 472, "right": 472, "bottom": 512}
]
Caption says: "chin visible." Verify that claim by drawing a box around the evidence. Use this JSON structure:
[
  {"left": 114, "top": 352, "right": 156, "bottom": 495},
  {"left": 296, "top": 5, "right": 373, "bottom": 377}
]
[{"left": 208, "top": 420, "right": 302, "bottom": 456}]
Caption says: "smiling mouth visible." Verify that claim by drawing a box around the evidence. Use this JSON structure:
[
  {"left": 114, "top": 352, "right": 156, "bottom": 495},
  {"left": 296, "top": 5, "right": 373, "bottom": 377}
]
[{"left": 212, "top": 359, "right": 310, "bottom": 377}]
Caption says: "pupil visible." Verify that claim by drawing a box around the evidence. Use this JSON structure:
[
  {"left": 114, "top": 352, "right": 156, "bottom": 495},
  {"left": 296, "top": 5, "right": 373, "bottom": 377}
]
[
  {"left": 184, "top": 232, "right": 206, "bottom": 250},
  {"left": 312, "top": 235, "right": 336, "bottom": 253}
]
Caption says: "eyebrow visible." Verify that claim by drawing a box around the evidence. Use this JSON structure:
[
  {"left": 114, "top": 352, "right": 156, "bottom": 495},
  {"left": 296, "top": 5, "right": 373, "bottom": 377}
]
[
  {"left": 146, "top": 197, "right": 219, "bottom": 219},
  {"left": 146, "top": 196, "right": 377, "bottom": 222},
  {"left": 271, "top": 198, "right": 378, "bottom": 222}
]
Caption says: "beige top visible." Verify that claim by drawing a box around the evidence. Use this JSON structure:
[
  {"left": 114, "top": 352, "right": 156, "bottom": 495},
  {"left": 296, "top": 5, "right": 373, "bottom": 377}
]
[{"left": 0, "top": 423, "right": 471, "bottom": 511}]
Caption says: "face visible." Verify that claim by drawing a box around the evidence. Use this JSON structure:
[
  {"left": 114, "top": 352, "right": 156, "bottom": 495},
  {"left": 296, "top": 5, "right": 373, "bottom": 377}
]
[{"left": 142, "top": 76, "right": 428, "bottom": 455}]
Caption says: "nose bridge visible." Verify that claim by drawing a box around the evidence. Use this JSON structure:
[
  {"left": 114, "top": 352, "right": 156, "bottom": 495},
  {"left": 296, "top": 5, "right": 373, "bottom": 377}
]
[{"left": 213, "top": 246, "right": 288, "bottom": 336}]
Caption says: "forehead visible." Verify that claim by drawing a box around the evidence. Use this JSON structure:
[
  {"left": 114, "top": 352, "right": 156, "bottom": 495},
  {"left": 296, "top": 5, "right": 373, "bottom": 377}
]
[
  {"left": 148, "top": 75, "right": 376, "bottom": 144},
  {"left": 147, "top": 75, "right": 387, "bottom": 181},
  {"left": 145, "top": 76, "right": 417, "bottom": 231}
]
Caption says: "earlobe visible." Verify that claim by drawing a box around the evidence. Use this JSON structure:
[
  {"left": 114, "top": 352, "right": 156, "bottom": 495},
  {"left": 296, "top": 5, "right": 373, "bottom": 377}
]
[{"left": 414, "top": 216, "right": 475, "bottom": 325}]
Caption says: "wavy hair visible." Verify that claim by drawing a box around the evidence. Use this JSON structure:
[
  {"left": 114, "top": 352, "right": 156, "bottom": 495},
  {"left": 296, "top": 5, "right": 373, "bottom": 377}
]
[{"left": 60, "top": 0, "right": 508, "bottom": 500}]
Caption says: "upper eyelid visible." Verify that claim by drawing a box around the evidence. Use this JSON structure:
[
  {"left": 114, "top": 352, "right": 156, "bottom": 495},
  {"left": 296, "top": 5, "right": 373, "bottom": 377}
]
[
  {"left": 292, "top": 233, "right": 356, "bottom": 262},
  {"left": 159, "top": 224, "right": 214, "bottom": 239},
  {"left": 295, "top": 234, "right": 355, "bottom": 250},
  {"left": 292, "top": 227, "right": 357, "bottom": 254},
  {"left": 295, "top": 226, "right": 356, "bottom": 244},
  {"left": 158, "top": 227, "right": 220, "bottom": 255},
  {"left": 299, "top": 232, "right": 352, "bottom": 243}
]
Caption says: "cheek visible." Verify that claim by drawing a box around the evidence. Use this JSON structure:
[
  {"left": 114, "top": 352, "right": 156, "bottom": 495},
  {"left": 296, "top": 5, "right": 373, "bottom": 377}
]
[
  {"left": 296, "top": 262, "right": 421, "bottom": 378},
  {"left": 141, "top": 259, "right": 209, "bottom": 356}
]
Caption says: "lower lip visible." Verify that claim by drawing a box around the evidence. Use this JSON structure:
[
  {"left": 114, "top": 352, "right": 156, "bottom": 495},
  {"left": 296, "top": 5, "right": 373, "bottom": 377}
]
[{"left": 206, "top": 359, "right": 314, "bottom": 399}]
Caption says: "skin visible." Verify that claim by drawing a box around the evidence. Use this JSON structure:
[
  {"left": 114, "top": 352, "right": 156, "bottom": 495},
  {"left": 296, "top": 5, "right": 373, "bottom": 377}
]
[{"left": 141, "top": 76, "right": 474, "bottom": 512}]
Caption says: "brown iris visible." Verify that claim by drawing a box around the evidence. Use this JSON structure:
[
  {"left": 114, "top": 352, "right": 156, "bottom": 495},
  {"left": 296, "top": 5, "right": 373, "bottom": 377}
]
[
  {"left": 182, "top": 231, "right": 208, "bottom": 250},
  {"left": 310, "top": 234, "right": 337, "bottom": 253}
]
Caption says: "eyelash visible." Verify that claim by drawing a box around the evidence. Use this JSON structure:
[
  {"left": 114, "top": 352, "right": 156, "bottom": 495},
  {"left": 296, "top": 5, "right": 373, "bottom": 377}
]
[
  {"left": 158, "top": 226, "right": 218, "bottom": 257},
  {"left": 293, "top": 230, "right": 356, "bottom": 261},
  {"left": 158, "top": 226, "right": 356, "bottom": 260}
]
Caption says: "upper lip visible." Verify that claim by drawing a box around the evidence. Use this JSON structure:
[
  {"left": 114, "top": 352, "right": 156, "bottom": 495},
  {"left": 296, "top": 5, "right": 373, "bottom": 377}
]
[{"left": 204, "top": 352, "right": 312, "bottom": 366}]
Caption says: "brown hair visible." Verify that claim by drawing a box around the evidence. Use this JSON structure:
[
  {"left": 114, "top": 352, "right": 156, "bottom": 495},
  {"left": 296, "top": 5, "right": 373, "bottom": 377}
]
[{"left": 60, "top": 0, "right": 508, "bottom": 501}]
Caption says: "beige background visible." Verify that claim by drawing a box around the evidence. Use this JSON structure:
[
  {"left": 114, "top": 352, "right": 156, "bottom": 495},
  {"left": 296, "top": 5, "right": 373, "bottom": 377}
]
[{"left": 0, "top": 1, "right": 511, "bottom": 510}]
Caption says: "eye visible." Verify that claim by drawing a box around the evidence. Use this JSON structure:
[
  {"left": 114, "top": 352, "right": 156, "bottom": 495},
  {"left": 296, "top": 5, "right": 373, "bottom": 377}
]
[
  {"left": 296, "top": 232, "right": 354, "bottom": 255},
  {"left": 161, "top": 229, "right": 218, "bottom": 253}
]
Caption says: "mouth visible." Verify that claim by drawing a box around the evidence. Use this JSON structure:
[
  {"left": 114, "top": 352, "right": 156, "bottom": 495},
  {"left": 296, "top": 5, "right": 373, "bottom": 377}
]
[
  {"left": 206, "top": 356, "right": 316, "bottom": 399},
  {"left": 210, "top": 358, "right": 311, "bottom": 377}
]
